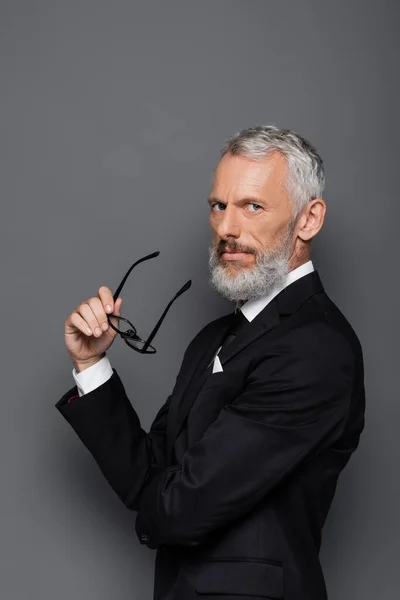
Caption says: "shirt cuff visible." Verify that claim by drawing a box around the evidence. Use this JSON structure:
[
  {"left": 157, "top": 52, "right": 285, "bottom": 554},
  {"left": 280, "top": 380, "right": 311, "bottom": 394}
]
[{"left": 72, "top": 355, "right": 113, "bottom": 397}]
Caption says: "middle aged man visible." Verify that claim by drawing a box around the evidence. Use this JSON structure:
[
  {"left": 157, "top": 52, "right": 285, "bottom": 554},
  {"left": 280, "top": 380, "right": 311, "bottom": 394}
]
[{"left": 56, "top": 125, "right": 366, "bottom": 600}]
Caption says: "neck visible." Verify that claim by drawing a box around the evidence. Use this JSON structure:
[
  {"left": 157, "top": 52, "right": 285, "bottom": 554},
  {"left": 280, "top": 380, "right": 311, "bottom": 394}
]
[
  {"left": 289, "top": 237, "right": 311, "bottom": 271},
  {"left": 289, "top": 256, "right": 310, "bottom": 271},
  {"left": 288, "top": 242, "right": 310, "bottom": 271}
]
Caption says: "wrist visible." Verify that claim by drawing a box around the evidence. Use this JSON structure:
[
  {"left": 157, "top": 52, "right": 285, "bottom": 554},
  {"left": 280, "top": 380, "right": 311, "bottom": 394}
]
[{"left": 73, "top": 353, "right": 106, "bottom": 373}]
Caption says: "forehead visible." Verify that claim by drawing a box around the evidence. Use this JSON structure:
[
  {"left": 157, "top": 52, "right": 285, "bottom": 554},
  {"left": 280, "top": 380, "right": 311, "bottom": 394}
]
[{"left": 211, "top": 151, "right": 288, "bottom": 201}]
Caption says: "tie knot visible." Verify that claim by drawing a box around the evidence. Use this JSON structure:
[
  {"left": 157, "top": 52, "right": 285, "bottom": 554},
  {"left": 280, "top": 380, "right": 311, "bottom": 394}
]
[
  {"left": 230, "top": 310, "right": 247, "bottom": 334},
  {"left": 220, "top": 310, "right": 248, "bottom": 348}
]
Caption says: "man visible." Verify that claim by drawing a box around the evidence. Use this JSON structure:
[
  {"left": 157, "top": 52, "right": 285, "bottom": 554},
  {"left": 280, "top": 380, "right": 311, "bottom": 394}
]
[{"left": 56, "top": 125, "right": 365, "bottom": 600}]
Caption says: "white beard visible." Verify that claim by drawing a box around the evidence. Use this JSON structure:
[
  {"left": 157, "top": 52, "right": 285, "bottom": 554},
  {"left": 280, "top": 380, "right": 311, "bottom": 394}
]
[{"left": 208, "top": 225, "right": 294, "bottom": 303}]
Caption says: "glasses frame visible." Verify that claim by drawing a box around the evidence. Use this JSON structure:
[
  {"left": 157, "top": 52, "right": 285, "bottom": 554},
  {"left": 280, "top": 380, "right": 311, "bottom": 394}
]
[{"left": 107, "top": 251, "right": 191, "bottom": 354}]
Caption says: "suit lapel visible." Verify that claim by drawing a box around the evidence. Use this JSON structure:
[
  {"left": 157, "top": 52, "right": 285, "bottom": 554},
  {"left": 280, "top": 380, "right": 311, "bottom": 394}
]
[
  {"left": 218, "top": 270, "right": 325, "bottom": 367},
  {"left": 218, "top": 300, "right": 280, "bottom": 367},
  {"left": 166, "top": 315, "right": 232, "bottom": 464},
  {"left": 166, "top": 270, "right": 324, "bottom": 463},
  {"left": 166, "top": 302, "right": 280, "bottom": 462}
]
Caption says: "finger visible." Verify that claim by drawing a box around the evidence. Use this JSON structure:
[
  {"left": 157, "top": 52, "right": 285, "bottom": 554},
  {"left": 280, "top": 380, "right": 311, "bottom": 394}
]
[
  {"left": 70, "top": 311, "right": 94, "bottom": 336},
  {"left": 113, "top": 297, "right": 122, "bottom": 316},
  {"left": 109, "top": 297, "right": 122, "bottom": 329},
  {"left": 87, "top": 297, "right": 109, "bottom": 333},
  {"left": 98, "top": 286, "right": 115, "bottom": 314},
  {"left": 77, "top": 302, "right": 103, "bottom": 337}
]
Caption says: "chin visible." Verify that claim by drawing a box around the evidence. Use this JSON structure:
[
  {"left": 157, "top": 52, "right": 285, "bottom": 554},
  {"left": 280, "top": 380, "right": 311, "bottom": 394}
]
[{"left": 221, "top": 260, "right": 253, "bottom": 273}]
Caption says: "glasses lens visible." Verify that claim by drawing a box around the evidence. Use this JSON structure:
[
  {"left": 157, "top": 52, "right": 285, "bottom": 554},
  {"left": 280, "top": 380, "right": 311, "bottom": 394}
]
[
  {"left": 119, "top": 323, "right": 137, "bottom": 338},
  {"left": 126, "top": 336, "right": 156, "bottom": 353},
  {"left": 109, "top": 315, "right": 136, "bottom": 336}
]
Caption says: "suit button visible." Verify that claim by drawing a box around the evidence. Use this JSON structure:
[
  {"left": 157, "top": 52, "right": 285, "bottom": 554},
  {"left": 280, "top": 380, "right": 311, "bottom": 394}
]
[{"left": 140, "top": 533, "right": 150, "bottom": 544}]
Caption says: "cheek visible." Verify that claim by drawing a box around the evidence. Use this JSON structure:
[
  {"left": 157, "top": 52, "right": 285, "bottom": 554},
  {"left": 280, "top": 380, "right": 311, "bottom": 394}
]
[
  {"left": 251, "top": 216, "right": 286, "bottom": 250},
  {"left": 209, "top": 216, "right": 220, "bottom": 239},
  {"left": 244, "top": 222, "right": 270, "bottom": 251}
]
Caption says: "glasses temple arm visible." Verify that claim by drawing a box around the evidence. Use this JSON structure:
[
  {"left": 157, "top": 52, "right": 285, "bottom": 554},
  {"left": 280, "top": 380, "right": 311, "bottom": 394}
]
[
  {"left": 142, "top": 280, "right": 192, "bottom": 352},
  {"left": 112, "top": 251, "right": 160, "bottom": 302}
]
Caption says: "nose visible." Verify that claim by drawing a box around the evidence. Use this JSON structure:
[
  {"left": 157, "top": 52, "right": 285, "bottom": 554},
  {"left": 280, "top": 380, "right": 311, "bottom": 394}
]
[{"left": 215, "top": 206, "right": 240, "bottom": 240}]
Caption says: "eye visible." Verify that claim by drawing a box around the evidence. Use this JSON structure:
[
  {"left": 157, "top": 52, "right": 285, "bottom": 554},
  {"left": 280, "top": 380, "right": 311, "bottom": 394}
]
[
  {"left": 211, "top": 202, "right": 226, "bottom": 212},
  {"left": 248, "top": 203, "right": 262, "bottom": 211}
]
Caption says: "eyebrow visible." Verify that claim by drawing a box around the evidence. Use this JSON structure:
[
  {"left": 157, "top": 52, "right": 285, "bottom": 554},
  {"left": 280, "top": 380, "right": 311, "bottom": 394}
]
[{"left": 207, "top": 196, "right": 266, "bottom": 206}]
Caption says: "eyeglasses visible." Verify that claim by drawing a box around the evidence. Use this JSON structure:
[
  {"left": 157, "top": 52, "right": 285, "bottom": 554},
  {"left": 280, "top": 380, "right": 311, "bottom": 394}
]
[{"left": 107, "top": 251, "right": 191, "bottom": 354}]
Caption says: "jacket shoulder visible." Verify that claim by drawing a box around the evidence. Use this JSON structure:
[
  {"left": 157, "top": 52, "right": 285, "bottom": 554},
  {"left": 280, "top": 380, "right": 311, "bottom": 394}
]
[{"left": 305, "top": 290, "right": 364, "bottom": 360}]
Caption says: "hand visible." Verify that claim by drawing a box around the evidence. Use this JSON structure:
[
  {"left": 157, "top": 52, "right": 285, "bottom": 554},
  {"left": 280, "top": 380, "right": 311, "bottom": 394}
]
[{"left": 64, "top": 286, "right": 123, "bottom": 372}]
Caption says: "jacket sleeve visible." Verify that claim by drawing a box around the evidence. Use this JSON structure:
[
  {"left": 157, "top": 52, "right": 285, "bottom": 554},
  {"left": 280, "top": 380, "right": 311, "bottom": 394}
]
[
  {"left": 55, "top": 368, "right": 172, "bottom": 511},
  {"left": 134, "top": 322, "right": 356, "bottom": 549}
]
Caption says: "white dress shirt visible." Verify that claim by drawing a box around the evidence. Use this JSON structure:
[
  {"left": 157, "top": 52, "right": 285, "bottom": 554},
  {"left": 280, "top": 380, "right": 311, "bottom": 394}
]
[{"left": 72, "top": 260, "right": 315, "bottom": 396}]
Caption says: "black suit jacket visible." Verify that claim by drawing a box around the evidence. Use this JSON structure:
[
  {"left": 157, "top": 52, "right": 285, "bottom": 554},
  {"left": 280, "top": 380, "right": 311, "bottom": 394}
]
[{"left": 56, "top": 271, "right": 365, "bottom": 600}]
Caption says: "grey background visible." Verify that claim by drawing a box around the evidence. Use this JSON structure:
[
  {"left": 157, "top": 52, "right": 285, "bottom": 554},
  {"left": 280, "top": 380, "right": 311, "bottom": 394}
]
[{"left": 0, "top": 1, "right": 398, "bottom": 598}]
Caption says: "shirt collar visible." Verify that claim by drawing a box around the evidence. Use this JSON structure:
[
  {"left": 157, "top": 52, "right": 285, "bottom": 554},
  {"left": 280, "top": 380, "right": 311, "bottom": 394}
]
[{"left": 239, "top": 260, "right": 315, "bottom": 322}]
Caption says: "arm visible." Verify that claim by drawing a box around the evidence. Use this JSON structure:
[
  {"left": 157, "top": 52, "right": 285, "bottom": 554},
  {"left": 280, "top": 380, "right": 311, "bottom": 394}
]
[
  {"left": 56, "top": 318, "right": 214, "bottom": 512},
  {"left": 55, "top": 368, "right": 173, "bottom": 511},
  {"left": 134, "top": 322, "right": 355, "bottom": 549}
]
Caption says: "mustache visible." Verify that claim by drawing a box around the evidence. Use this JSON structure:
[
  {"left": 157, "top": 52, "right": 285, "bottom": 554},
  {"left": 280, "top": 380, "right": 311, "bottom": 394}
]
[{"left": 216, "top": 240, "right": 257, "bottom": 257}]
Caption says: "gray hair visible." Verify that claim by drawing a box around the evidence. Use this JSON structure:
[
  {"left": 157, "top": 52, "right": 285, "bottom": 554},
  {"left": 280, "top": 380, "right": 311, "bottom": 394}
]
[{"left": 220, "top": 125, "right": 325, "bottom": 218}]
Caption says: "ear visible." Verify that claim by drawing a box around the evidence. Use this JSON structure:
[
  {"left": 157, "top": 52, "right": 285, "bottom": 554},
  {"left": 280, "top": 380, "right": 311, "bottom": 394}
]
[{"left": 296, "top": 198, "right": 326, "bottom": 242}]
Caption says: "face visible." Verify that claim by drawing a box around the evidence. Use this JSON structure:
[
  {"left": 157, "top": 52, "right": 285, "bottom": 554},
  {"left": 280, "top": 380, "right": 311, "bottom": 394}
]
[{"left": 208, "top": 151, "right": 296, "bottom": 302}]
